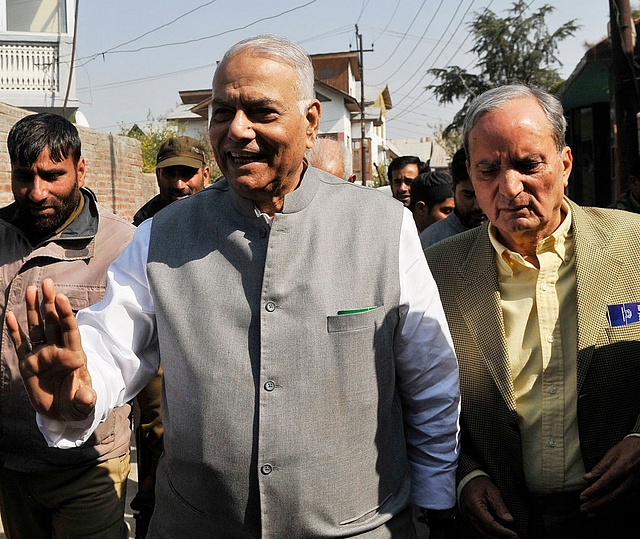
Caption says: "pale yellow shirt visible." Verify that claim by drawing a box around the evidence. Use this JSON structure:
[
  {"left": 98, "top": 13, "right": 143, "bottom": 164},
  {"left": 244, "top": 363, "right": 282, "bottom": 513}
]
[{"left": 489, "top": 201, "right": 587, "bottom": 494}]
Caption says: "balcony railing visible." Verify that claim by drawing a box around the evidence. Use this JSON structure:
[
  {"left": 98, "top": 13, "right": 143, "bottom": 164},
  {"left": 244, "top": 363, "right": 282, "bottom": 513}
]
[{"left": 0, "top": 41, "right": 58, "bottom": 92}]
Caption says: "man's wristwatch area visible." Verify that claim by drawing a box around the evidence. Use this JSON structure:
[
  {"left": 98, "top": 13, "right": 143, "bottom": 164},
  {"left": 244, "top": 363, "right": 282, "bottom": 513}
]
[{"left": 418, "top": 507, "right": 457, "bottom": 529}]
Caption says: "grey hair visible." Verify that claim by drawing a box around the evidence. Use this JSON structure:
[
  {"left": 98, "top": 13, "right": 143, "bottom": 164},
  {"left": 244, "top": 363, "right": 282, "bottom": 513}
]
[
  {"left": 463, "top": 84, "right": 567, "bottom": 154},
  {"left": 214, "top": 34, "right": 315, "bottom": 106}
]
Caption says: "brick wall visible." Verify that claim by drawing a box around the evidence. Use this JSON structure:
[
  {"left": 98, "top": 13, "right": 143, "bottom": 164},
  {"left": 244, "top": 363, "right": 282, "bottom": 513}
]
[{"left": 0, "top": 103, "right": 157, "bottom": 223}]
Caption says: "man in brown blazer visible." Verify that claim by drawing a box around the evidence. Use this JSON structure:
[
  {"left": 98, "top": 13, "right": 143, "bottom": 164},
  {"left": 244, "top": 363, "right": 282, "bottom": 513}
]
[{"left": 425, "top": 84, "right": 640, "bottom": 538}]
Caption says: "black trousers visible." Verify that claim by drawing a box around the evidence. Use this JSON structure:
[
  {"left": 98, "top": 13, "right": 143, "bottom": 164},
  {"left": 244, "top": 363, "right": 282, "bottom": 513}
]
[{"left": 529, "top": 490, "right": 638, "bottom": 539}]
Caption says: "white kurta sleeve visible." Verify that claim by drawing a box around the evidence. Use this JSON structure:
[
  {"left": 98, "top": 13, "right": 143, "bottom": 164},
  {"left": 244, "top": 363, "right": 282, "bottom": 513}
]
[
  {"left": 37, "top": 220, "right": 159, "bottom": 448},
  {"left": 395, "top": 209, "right": 460, "bottom": 509}
]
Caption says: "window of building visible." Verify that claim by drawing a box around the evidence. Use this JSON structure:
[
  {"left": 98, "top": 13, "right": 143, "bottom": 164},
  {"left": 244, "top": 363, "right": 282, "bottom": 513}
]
[
  {"left": 4, "top": 0, "right": 66, "bottom": 33},
  {"left": 352, "top": 138, "right": 371, "bottom": 184}
]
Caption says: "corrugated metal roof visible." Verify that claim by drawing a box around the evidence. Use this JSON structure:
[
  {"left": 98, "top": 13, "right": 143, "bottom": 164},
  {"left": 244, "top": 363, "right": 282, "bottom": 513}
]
[
  {"left": 387, "top": 137, "right": 451, "bottom": 169},
  {"left": 166, "top": 104, "right": 202, "bottom": 120}
]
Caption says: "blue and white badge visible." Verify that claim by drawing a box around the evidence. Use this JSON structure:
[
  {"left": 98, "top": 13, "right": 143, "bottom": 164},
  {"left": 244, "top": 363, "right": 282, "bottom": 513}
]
[{"left": 607, "top": 302, "right": 640, "bottom": 327}]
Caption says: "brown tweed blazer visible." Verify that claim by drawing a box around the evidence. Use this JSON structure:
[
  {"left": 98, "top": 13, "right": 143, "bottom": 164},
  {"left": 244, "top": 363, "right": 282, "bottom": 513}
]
[{"left": 425, "top": 198, "right": 640, "bottom": 536}]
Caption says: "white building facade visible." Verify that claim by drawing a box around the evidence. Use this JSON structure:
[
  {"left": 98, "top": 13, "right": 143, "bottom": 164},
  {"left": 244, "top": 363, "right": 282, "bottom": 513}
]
[{"left": 0, "top": 0, "right": 77, "bottom": 116}]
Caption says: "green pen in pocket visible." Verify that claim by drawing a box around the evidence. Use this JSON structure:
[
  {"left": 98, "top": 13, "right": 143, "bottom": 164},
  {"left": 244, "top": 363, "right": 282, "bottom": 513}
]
[{"left": 337, "top": 306, "right": 379, "bottom": 315}]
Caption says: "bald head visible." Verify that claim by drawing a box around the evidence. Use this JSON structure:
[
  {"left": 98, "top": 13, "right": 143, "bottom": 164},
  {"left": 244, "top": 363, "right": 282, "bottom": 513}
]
[{"left": 307, "top": 138, "right": 353, "bottom": 181}]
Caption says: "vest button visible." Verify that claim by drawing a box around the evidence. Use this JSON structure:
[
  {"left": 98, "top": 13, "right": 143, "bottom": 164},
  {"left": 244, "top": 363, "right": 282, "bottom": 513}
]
[
  {"left": 264, "top": 380, "right": 275, "bottom": 391},
  {"left": 261, "top": 463, "right": 273, "bottom": 475},
  {"left": 259, "top": 227, "right": 267, "bottom": 238},
  {"left": 265, "top": 301, "right": 276, "bottom": 312}
]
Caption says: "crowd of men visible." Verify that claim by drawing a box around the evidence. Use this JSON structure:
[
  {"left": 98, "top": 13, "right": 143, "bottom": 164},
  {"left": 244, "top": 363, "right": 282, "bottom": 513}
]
[{"left": 1, "top": 33, "right": 639, "bottom": 539}]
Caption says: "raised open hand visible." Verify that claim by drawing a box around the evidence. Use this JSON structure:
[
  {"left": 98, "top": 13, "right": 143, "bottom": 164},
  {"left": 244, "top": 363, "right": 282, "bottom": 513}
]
[{"left": 6, "top": 278, "right": 95, "bottom": 421}]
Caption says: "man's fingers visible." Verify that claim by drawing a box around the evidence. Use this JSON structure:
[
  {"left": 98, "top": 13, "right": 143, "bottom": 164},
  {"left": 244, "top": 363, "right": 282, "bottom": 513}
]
[
  {"left": 41, "top": 278, "right": 57, "bottom": 300},
  {"left": 60, "top": 370, "right": 95, "bottom": 421},
  {"left": 6, "top": 311, "right": 29, "bottom": 357},
  {"left": 73, "top": 386, "right": 97, "bottom": 412},
  {"left": 7, "top": 279, "right": 93, "bottom": 422},
  {"left": 41, "top": 279, "right": 63, "bottom": 345},
  {"left": 462, "top": 477, "right": 519, "bottom": 539},
  {"left": 25, "top": 286, "right": 46, "bottom": 343},
  {"left": 581, "top": 482, "right": 628, "bottom": 515},
  {"left": 54, "top": 294, "right": 84, "bottom": 352}
]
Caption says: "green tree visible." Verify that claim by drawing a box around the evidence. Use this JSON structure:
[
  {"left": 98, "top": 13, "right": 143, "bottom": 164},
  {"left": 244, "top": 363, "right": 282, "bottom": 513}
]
[
  {"left": 120, "top": 111, "right": 183, "bottom": 173},
  {"left": 121, "top": 113, "right": 221, "bottom": 180},
  {"left": 431, "top": 123, "right": 463, "bottom": 161},
  {"left": 427, "top": 1, "right": 580, "bottom": 137}
]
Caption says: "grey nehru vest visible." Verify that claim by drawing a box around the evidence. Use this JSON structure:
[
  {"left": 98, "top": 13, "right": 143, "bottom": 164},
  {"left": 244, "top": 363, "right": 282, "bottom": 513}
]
[{"left": 146, "top": 167, "right": 413, "bottom": 538}]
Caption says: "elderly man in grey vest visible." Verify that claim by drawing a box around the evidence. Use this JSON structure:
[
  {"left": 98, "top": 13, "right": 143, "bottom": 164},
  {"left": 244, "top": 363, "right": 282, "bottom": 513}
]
[{"left": 7, "top": 34, "right": 460, "bottom": 539}]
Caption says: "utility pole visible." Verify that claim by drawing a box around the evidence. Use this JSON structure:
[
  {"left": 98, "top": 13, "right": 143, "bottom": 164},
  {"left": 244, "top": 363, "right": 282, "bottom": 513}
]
[
  {"left": 610, "top": 0, "right": 639, "bottom": 197},
  {"left": 355, "top": 25, "right": 373, "bottom": 186},
  {"left": 62, "top": 0, "right": 80, "bottom": 118}
]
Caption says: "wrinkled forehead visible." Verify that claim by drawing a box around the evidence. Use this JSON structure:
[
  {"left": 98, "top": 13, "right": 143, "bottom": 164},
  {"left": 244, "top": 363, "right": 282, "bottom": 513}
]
[
  {"left": 468, "top": 104, "right": 558, "bottom": 157},
  {"left": 213, "top": 50, "right": 295, "bottom": 89},
  {"left": 470, "top": 98, "right": 553, "bottom": 139}
]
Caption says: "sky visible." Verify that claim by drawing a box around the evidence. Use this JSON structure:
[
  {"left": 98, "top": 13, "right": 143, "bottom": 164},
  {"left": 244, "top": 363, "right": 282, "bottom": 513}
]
[{"left": 74, "top": 0, "right": 612, "bottom": 140}]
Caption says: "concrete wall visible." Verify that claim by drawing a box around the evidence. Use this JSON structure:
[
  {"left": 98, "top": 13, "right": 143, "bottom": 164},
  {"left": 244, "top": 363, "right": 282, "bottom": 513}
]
[{"left": 0, "top": 103, "right": 155, "bottom": 223}]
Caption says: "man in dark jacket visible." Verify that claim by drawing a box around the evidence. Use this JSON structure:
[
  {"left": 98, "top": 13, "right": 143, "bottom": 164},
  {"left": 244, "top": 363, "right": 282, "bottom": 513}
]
[{"left": 133, "top": 136, "right": 210, "bottom": 226}]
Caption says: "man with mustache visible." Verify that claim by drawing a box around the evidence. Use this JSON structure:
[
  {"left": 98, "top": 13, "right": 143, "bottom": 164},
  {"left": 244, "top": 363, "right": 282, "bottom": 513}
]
[
  {"left": 388, "top": 155, "right": 429, "bottom": 207},
  {"left": 0, "top": 112, "right": 135, "bottom": 538},
  {"left": 425, "top": 85, "right": 640, "bottom": 538},
  {"left": 7, "top": 36, "right": 460, "bottom": 538},
  {"left": 133, "top": 135, "right": 210, "bottom": 226}
]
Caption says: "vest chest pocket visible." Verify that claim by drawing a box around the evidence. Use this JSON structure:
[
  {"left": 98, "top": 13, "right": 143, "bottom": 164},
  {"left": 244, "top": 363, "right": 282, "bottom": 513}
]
[
  {"left": 57, "top": 286, "right": 106, "bottom": 313},
  {"left": 327, "top": 305, "right": 385, "bottom": 333}
]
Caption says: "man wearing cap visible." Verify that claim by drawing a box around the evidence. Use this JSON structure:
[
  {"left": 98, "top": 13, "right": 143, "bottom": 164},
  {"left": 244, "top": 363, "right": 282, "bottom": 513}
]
[
  {"left": 133, "top": 136, "right": 210, "bottom": 226},
  {"left": 409, "top": 170, "right": 455, "bottom": 233}
]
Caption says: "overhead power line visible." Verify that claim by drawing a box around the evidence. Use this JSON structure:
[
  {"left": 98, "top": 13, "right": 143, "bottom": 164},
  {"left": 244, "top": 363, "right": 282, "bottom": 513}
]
[
  {"left": 78, "top": 0, "right": 318, "bottom": 67},
  {"left": 388, "top": 0, "right": 482, "bottom": 123},
  {"left": 371, "top": 0, "right": 402, "bottom": 43},
  {"left": 368, "top": 0, "right": 428, "bottom": 71},
  {"left": 77, "top": 0, "right": 220, "bottom": 66},
  {"left": 392, "top": 0, "right": 473, "bottom": 102},
  {"left": 376, "top": 0, "right": 447, "bottom": 82},
  {"left": 76, "top": 63, "right": 216, "bottom": 93},
  {"left": 356, "top": 0, "right": 372, "bottom": 24}
]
